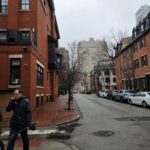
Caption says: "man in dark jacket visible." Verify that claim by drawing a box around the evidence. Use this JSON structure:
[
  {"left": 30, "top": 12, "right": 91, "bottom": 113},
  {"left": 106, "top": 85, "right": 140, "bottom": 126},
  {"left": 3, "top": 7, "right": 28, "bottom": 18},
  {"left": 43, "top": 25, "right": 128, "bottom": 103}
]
[{"left": 6, "top": 89, "right": 32, "bottom": 150}]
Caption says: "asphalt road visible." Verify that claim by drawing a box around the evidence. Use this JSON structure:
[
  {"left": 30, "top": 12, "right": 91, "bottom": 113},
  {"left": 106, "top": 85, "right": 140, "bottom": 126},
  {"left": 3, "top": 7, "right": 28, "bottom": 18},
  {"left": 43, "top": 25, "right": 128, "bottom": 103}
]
[{"left": 64, "top": 93, "right": 150, "bottom": 150}]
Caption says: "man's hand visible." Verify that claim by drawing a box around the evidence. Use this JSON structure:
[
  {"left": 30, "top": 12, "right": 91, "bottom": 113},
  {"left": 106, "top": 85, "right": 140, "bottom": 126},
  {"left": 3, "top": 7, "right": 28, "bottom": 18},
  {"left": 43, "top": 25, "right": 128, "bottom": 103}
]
[{"left": 10, "top": 96, "right": 16, "bottom": 101}]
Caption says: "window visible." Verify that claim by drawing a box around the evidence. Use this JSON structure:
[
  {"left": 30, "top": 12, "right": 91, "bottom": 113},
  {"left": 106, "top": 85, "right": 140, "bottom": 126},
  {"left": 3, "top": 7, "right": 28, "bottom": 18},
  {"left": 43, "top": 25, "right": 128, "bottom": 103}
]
[
  {"left": 0, "top": 0, "right": 8, "bottom": 13},
  {"left": 129, "top": 61, "right": 132, "bottom": 70},
  {"left": 133, "top": 30, "right": 137, "bottom": 38},
  {"left": 37, "top": 64, "right": 43, "bottom": 86},
  {"left": 140, "top": 37, "right": 146, "bottom": 49},
  {"left": 132, "top": 43, "right": 138, "bottom": 53},
  {"left": 128, "top": 49, "right": 132, "bottom": 56},
  {"left": 10, "top": 59, "right": 21, "bottom": 85},
  {"left": 113, "top": 78, "right": 116, "bottom": 82},
  {"left": 20, "top": 0, "right": 29, "bottom": 10},
  {"left": 112, "top": 70, "right": 116, "bottom": 75},
  {"left": 41, "top": 96, "right": 44, "bottom": 105},
  {"left": 141, "top": 55, "right": 148, "bottom": 67},
  {"left": 134, "top": 59, "right": 139, "bottom": 69},
  {"left": 105, "top": 77, "right": 110, "bottom": 83},
  {"left": 104, "top": 70, "right": 110, "bottom": 75},
  {"left": 140, "top": 23, "right": 145, "bottom": 32},
  {"left": 0, "top": 31, "right": 7, "bottom": 42},
  {"left": 36, "top": 97, "right": 40, "bottom": 107},
  {"left": 19, "top": 31, "right": 30, "bottom": 41}
]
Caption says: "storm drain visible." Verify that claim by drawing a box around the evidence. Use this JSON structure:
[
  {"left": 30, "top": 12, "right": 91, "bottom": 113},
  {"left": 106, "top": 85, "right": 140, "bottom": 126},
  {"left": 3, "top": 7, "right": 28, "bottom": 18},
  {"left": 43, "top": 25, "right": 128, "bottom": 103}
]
[{"left": 93, "top": 130, "right": 115, "bottom": 137}]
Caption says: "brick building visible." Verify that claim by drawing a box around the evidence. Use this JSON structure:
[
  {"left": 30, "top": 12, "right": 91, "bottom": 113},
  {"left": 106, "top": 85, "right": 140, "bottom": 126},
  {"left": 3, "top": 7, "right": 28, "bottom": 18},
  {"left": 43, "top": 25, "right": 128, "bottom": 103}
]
[
  {"left": 0, "top": 0, "right": 60, "bottom": 114},
  {"left": 90, "top": 59, "right": 116, "bottom": 92},
  {"left": 115, "top": 12, "right": 150, "bottom": 91}
]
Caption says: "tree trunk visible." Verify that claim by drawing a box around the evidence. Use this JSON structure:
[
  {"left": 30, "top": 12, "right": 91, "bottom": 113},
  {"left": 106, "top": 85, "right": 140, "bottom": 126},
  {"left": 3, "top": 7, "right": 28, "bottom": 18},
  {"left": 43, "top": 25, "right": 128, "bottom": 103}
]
[{"left": 68, "top": 89, "right": 71, "bottom": 110}]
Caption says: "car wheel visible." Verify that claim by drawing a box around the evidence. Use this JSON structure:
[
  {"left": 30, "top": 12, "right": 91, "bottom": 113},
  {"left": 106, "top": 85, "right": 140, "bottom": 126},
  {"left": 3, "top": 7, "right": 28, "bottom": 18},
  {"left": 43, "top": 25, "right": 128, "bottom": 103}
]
[
  {"left": 142, "top": 101, "right": 147, "bottom": 108},
  {"left": 120, "top": 97, "right": 123, "bottom": 102},
  {"left": 128, "top": 99, "right": 132, "bottom": 105}
]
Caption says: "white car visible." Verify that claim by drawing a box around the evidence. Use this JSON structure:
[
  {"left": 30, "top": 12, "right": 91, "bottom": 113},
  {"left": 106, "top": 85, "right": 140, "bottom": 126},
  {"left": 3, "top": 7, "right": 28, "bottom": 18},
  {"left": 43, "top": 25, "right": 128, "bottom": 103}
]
[
  {"left": 128, "top": 92, "right": 150, "bottom": 108},
  {"left": 98, "top": 90, "right": 108, "bottom": 98}
]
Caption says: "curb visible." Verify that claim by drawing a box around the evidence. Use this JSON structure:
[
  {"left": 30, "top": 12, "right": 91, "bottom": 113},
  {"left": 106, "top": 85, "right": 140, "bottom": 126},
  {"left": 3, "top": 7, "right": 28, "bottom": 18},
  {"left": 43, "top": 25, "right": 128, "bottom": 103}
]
[{"left": 56, "top": 115, "right": 80, "bottom": 127}]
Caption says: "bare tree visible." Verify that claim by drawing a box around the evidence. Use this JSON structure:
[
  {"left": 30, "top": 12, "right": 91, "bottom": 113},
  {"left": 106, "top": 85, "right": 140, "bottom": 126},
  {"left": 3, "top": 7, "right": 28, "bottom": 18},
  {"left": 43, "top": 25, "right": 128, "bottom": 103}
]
[
  {"left": 59, "top": 41, "right": 83, "bottom": 110},
  {"left": 105, "top": 28, "right": 130, "bottom": 57}
]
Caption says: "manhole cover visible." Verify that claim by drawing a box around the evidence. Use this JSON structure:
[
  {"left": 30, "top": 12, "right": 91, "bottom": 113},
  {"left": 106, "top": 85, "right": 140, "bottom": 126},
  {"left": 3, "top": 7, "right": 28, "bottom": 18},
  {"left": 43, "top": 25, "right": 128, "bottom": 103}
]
[{"left": 93, "top": 130, "right": 115, "bottom": 137}]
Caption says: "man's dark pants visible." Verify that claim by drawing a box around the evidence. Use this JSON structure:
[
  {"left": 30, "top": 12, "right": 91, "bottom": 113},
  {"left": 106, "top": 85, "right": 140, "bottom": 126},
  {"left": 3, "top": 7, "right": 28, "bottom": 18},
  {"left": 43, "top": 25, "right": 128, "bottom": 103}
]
[{"left": 7, "top": 127, "right": 29, "bottom": 150}]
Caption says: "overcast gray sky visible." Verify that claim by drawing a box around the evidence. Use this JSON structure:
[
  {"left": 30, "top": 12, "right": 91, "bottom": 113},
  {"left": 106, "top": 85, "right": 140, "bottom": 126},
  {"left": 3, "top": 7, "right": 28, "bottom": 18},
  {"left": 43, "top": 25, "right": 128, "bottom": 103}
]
[{"left": 54, "top": 0, "right": 150, "bottom": 48}]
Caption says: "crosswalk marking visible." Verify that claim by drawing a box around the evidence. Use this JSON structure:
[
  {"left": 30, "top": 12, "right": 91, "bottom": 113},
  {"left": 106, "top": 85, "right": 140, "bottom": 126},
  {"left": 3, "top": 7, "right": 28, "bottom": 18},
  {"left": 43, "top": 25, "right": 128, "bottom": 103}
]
[{"left": 1, "top": 129, "right": 66, "bottom": 136}]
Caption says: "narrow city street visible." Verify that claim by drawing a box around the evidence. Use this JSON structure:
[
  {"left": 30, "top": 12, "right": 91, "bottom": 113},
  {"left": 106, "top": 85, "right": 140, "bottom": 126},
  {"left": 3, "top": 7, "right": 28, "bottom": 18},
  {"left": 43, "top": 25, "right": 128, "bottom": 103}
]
[{"left": 62, "top": 93, "right": 150, "bottom": 150}]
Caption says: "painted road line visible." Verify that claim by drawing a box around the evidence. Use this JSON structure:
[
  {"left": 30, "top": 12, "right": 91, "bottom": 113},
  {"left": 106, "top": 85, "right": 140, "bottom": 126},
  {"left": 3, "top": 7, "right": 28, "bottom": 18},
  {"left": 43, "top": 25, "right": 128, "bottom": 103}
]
[{"left": 1, "top": 129, "right": 66, "bottom": 136}]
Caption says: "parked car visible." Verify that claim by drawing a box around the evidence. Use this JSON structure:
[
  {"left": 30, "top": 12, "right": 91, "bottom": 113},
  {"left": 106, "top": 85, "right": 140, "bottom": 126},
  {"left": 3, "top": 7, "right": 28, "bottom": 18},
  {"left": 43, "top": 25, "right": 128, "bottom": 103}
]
[
  {"left": 86, "top": 91, "right": 91, "bottom": 94},
  {"left": 128, "top": 92, "right": 150, "bottom": 108},
  {"left": 114, "top": 90, "right": 134, "bottom": 103},
  {"left": 107, "top": 90, "right": 118, "bottom": 100},
  {"left": 99, "top": 90, "right": 108, "bottom": 98}
]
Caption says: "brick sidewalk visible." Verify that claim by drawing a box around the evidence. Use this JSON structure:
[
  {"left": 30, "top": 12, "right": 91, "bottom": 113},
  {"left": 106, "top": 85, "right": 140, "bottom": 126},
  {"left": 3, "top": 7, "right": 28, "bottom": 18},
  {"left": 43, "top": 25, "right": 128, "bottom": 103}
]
[{"left": 32, "top": 95, "right": 79, "bottom": 127}]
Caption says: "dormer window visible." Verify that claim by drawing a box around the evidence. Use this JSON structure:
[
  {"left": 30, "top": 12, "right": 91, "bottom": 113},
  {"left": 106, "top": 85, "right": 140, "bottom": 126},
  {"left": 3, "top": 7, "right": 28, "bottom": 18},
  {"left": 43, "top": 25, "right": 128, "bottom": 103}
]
[
  {"left": 133, "top": 30, "right": 137, "bottom": 38},
  {"left": 140, "top": 37, "right": 146, "bottom": 49},
  {"left": 140, "top": 23, "right": 144, "bottom": 32},
  {"left": 20, "top": 0, "right": 29, "bottom": 10}
]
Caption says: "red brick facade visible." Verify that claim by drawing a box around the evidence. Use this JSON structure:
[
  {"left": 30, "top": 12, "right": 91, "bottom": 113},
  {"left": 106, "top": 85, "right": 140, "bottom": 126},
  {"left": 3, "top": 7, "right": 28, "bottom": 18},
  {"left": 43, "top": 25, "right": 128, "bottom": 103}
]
[
  {"left": 0, "top": 0, "right": 60, "bottom": 113},
  {"left": 115, "top": 12, "right": 150, "bottom": 91}
]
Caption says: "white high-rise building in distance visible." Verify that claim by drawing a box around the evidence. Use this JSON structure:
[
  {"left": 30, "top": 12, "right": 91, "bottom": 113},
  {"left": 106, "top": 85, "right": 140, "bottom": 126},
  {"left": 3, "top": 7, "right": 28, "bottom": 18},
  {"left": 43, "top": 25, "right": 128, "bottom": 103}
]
[
  {"left": 77, "top": 38, "right": 110, "bottom": 92},
  {"left": 136, "top": 5, "right": 150, "bottom": 25}
]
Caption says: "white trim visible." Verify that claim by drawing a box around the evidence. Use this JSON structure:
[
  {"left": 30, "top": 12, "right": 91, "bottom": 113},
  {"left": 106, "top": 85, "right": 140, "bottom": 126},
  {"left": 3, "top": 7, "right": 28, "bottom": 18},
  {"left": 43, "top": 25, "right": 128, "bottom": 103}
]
[
  {"left": 8, "top": 54, "right": 23, "bottom": 58},
  {"left": 19, "top": 9, "right": 31, "bottom": 12},
  {"left": 8, "top": 85, "right": 21, "bottom": 88},
  {"left": 36, "top": 94, "right": 40, "bottom": 97},
  {"left": 141, "top": 53, "right": 147, "bottom": 57},
  {"left": 36, "top": 86, "right": 44, "bottom": 89},
  {"left": 36, "top": 60, "right": 44, "bottom": 68},
  {"left": 145, "top": 72, "right": 150, "bottom": 75},
  {"left": 19, "top": 28, "right": 31, "bottom": 31},
  {"left": 0, "top": 29, "right": 7, "bottom": 31}
]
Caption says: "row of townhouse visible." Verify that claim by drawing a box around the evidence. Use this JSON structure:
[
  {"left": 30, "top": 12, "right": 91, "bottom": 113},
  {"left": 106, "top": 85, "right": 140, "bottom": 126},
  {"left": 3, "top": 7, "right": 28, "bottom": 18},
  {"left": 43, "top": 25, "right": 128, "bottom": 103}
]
[
  {"left": 0, "top": 0, "right": 61, "bottom": 116},
  {"left": 115, "top": 11, "right": 150, "bottom": 91}
]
